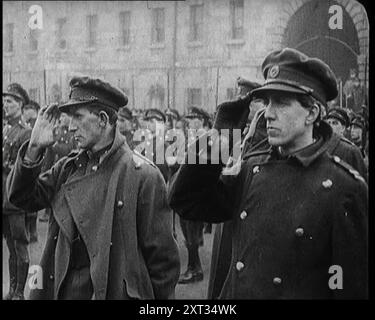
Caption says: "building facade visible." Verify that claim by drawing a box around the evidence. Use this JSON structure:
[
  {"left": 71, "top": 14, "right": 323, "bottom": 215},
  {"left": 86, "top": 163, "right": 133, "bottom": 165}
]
[{"left": 3, "top": 0, "right": 369, "bottom": 114}]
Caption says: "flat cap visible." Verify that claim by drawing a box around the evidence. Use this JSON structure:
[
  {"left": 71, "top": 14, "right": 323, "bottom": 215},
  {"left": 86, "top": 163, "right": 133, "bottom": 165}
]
[
  {"left": 59, "top": 76, "right": 128, "bottom": 113},
  {"left": 325, "top": 108, "right": 350, "bottom": 127},
  {"left": 144, "top": 108, "right": 166, "bottom": 122},
  {"left": 3, "top": 83, "right": 30, "bottom": 105},
  {"left": 251, "top": 48, "right": 338, "bottom": 105},
  {"left": 185, "top": 106, "right": 211, "bottom": 121},
  {"left": 118, "top": 106, "right": 133, "bottom": 120}
]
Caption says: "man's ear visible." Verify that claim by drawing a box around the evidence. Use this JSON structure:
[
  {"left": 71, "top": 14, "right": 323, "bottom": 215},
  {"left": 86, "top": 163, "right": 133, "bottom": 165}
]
[
  {"left": 306, "top": 104, "right": 320, "bottom": 125},
  {"left": 98, "top": 110, "right": 109, "bottom": 127}
]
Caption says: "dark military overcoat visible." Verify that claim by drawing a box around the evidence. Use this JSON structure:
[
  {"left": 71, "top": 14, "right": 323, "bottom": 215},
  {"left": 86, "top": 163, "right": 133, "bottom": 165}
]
[
  {"left": 7, "top": 130, "right": 180, "bottom": 300},
  {"left": 169, "top": 122, "right": 368, "bottom": 299}
]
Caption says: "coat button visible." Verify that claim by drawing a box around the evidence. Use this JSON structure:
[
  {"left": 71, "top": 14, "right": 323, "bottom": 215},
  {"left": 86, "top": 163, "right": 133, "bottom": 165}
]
[
  {"left": 49, "top": 274, "right": 54, "bottom": 280},
  {"left": 92, "top": 165, "right": 98, "bottom": 172},
  {"left": 322, "top": 179, "right": 333, "bottom": 188},
  {"left": 117, "top": 200, "right": 124, "bottom": 208},
  {"left": 273, "top": 277, "right": 282, "bottom": 285},
  {"left": 110, "top": 242, "right": 113, "bottom": 246},
  {"left": 240, "top": 210, "right": 247, "bottom": 220},
  {"left": 252, "top": 166, "right": 260, "bottom": 174},
  {"left": 295, "top": 228, "right": 304, "bottom": 237},
  {"left": 236, "top": 261, "right": 245, "bottom": 271},
  {"left": 333, "top": 156, "right": 341, "bottom": 163},
  {"left": 54, "top": 236, "right": 58, "bottom": 241}
]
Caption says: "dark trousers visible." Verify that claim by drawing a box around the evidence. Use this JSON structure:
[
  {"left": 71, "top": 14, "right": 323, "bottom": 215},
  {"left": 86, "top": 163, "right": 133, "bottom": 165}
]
[
  {"left": 179, "top": 218, "right": 204, "bottom": 272},
  {"left": 3, "top": 214, "right": 30, "bottom": 264}
]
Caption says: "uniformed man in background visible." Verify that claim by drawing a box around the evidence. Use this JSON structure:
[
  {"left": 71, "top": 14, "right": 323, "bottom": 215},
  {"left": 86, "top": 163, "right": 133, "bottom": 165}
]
[
  {"left": 349, "top": 115, "right": 367, "bottom": 159},
  {"left": 140, "top": 108, "right": 169, "bottom": 182},
  {"left": 3, "top": 83, "right": 32, "bottom": 300},
  {"left": 177, "top": 106, "right": 211, "bottom": 284},
  {"left": 21, "top": 99, "right": 41, "bottom": 242},
  {"left": 117, "top": 106, "right": 136, "bottom": 150},
  {"left": 169, "top": 48, "right": 368, "bottom": 299},
  {"left": 22, "top": 99, "right": 40, "bottom": 129}
]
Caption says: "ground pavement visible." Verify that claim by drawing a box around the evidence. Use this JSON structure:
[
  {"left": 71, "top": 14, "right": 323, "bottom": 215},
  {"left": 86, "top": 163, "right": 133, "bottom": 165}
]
[{"left": 3, "top": 212, "right": 215, "bottom": 300}]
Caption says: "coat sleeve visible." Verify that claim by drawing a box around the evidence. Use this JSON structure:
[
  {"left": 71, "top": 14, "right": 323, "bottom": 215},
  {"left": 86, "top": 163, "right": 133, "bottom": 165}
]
[
  {"left": 331, "top": 178, "right": 368, "bottom": 299},
  {"left": 7, "top": 140, "right": 64, "bottom": 212},
  {"left": 137, "top": 167, "right": 180, "bottom": 299},
  {"left": 168, "top": 131, "right": 244, "bottom": 223}
]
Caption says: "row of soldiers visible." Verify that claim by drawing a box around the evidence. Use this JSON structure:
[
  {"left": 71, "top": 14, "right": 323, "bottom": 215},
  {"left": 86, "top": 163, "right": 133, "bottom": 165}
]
[
  {"left": 3, "top": 46, "right": 369, "bottom": 298},
  {"left": 3, "top": 73, "right": 369, "bottom": 299}
]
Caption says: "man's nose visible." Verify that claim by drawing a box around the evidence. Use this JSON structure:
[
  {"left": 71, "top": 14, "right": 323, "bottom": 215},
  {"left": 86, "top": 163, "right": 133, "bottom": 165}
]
[
  {"left": 68, "top": 118, "right": 77, "bottom": 132},
  {"left": 264, "top": 100, "right": 276, "bottom": 120}
]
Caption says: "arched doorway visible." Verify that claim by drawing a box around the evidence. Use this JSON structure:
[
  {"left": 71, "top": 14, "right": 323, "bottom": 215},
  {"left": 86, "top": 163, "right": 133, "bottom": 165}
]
[{"left": 282, "top": 0, "right": 360, "bottom": 83}]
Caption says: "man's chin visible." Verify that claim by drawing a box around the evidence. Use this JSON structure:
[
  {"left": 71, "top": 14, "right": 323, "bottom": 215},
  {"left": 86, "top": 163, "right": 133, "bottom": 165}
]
[{"left": 268, "top": 137, "right": 282, "bottom": 147}]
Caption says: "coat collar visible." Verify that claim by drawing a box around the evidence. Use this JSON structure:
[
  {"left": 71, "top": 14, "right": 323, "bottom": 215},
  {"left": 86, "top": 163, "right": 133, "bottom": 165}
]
[
  {"left": 266, "top": 121, "right": 333, "bottom": 167},
  {"left": 72, "top": 128, "right": 128, "bottom": 169}
]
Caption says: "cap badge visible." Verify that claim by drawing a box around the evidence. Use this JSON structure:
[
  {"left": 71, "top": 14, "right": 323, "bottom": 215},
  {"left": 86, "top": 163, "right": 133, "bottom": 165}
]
[{"left": 268, "top": 65, "right": 280, "bottom": 79}]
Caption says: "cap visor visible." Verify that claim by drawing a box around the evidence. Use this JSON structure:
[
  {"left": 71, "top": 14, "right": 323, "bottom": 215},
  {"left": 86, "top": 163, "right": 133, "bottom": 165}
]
[
  {"left": 3, "top": 92, "right": 23, "bottom": 101},
  {"left": 58, "top": 100, "right": 92, "bottom": 113},
  {"left": 250, "top": 83, "right": 307, "bottom": 98}
]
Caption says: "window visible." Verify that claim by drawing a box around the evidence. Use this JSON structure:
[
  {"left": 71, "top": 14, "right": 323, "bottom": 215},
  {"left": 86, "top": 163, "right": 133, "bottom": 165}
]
[
  {"left": 56, "top": 17, "right": 67, "bottom": 49},
  {"left": 189, "top": 4, "right": 203, "bottom": 42},
  {"left": 29, "top": 29, "right": 39, "bottom": 52},
  {"left": 187, "top": 88, "right": 202, "bottom": 107},
  {"left": 119, "top": 11, "right": 131, "bottom": 46},
  {"left": 230, "top": 0, "right": 244, "bottom": 39},
  {"left": 29, "top": 88, "right": 40, "bottom": 103},
  {"left": 5, "top": 23, "right": 14, "bottom": 53},
  {"left": 151, "top": 8, "right": 165, "bottom": 43},
  {"left": 86, "top": 14, "right": 98, "bottom": 48}
]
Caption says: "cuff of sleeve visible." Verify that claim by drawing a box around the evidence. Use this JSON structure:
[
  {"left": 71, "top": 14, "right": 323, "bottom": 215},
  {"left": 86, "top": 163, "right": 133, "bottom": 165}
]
[{"left": 19, "top": 141, "right": 45, "bottom": 168}]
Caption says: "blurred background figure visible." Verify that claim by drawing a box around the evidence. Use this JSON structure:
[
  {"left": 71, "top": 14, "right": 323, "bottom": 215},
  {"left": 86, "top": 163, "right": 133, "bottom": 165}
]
[
  {"left": 343, "top": 68, "right": 366, "bottom": 113},
  {"left": 177, "top": 106, "right": 212, "bottom": 285},
  {"left": 3, "top": 83, "right": 32, "bottom": 300},
  {"left": 141, "top": 108, "right": 169, "bottom": 182},
  {"left": 325, "top": 107, "right": 350, "bottom": 138},
  {"left": 21, "top": 100, "right": 40, "bottom": 129},
  {"left": 350, "top": 114, "right": 367, "bottom": 161},
  {"left": 117, "top": 106, "right": 136, "bottom": 150}
]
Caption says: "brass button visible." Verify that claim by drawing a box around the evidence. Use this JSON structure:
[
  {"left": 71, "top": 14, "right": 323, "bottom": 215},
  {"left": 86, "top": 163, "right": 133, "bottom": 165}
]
[
  {"left": 92, "top": 165, "right": 98, "bottom": 172},
  {"left": 236, "top": 261, "right": 245, "bottom": 271},
  {"left": 273, "top": 277, "right": 282, "bottom": 285},
  {"left": 49, "top": 274, "right": 54, "bottom": 280},
  {"left": 253, "top": 166, "right": 260, "bottom": 174},
  {"left": 295, "top": 228, "right": 304, "bottom": 237},
  {"left": 54, "top": 236, "right": 58, "bottom": 241},
  {"left": 333, "top": 156, "right": 341, "bottom": 163},
  {"left": 322, "top": 179, "right": 333, "bottom": 188},
  {"left": 117, "top": 200, "right": 124, "bottom": 208},
  {"left": 240, "top": 210, "right": 247, "bottom": 220}
]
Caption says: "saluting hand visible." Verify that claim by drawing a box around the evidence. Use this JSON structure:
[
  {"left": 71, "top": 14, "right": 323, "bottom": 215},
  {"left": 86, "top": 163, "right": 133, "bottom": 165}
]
[{"left": 26, "top": 103, "right": 61, "bottom": 161}]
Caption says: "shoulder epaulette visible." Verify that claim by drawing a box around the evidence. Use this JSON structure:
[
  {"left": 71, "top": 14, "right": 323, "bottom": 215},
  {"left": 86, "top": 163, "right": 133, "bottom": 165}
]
[
  {"left": 132, "top": 149, "right": 156, "bottom": 169},
  {"left": 330, "top": 155, "right": 366, "bottom": 184}
]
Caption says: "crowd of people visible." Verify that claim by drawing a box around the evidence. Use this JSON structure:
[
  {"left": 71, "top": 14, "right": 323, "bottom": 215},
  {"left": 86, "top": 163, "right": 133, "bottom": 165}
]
[{"left": 3, "top": 47, "right": 369, "bottom": 300}]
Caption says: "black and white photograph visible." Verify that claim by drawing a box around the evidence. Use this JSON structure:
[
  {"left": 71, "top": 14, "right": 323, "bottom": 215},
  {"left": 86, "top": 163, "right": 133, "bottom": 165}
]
[{"left": 2, "top": 0, "right": 369, "bottom": 305}]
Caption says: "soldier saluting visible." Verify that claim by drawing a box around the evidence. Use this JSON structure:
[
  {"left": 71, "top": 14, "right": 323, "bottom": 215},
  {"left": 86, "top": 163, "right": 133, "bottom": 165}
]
[
  {"left": 7, "top": 76, "right": 180, "bottom": 300},
  {"left": 169, "top": 48, "right": 368, "bottom": 299}
]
